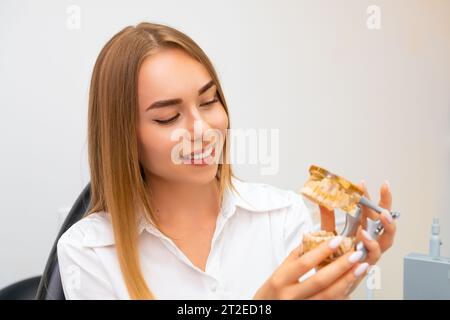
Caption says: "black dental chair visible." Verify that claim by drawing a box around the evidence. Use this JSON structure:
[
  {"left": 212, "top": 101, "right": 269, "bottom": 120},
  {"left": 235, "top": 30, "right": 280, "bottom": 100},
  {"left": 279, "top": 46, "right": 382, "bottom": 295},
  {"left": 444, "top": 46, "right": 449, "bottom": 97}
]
[{"left": 0, "top": 183, "right": 92, "bottom": 300}]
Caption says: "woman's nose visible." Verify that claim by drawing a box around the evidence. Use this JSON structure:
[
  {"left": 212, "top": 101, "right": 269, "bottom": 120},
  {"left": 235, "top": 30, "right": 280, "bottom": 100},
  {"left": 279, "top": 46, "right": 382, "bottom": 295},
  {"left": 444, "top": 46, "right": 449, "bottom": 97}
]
[{"left": 185, "top": 109, "right": 212, "bottom": 140}]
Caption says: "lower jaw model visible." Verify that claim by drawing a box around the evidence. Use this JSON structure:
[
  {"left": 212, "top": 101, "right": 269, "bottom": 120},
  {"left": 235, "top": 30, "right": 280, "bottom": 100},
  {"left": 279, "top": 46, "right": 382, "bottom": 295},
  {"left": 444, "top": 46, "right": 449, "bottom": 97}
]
[{"left": 302, "top": 230, "right": 355, "bottom": 269}]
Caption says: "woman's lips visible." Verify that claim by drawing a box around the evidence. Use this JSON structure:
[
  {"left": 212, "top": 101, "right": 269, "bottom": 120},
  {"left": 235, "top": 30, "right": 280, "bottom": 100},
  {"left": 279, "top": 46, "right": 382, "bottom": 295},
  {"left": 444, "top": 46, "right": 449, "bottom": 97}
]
[
  {"left": 180, "top": 143, "right": 215, "bottom": 159},
  {"left": 182, "top": 147, "right": 216, "bottom": 165}
]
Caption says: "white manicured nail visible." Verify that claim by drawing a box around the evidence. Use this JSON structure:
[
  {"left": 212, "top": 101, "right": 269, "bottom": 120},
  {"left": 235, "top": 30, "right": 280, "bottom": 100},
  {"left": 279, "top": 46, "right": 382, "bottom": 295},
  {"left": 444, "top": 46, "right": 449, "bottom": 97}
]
[
  {"left": 328, "top": 236, "right": 343, "bottom": 249},
  {"left": 384, "top": 180, "right": 390, "bottom": 189},
  {"left": 348, "top": 251, "right": 364, "bottom": 263},
  {"left": 361, "top": 229, "right": 373, "bottom": 241},
  {"left": 354, "top": 263, "right": 370, "bottom": 277},
  {"left": 382, "top": 210, "right": 393, "bottom": 224}
]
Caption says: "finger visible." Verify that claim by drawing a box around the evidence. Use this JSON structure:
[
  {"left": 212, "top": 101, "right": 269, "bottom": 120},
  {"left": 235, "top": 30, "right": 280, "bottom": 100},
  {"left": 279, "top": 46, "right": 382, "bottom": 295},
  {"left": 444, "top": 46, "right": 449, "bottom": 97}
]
[
  {"left": 360, "top": 180, "right": 377, "bottom": 229},
  {"left": 297, "top": 243, "right": 304, "bottom": 256},
  {"left": 376, "top": 209, "right": 397, "bottom": 252},
  {"left": 270, "top": 244, "right": 305, "bottom": 290},
  {"left": 358, "top": 228, "right": 382, "bottom": 265},
  {"left": 283, "top": 244, "right": 304, "bottom": 264},
  {"left": 282, "top": 236, "right": 345, "bottom": 285},
  {"left": 288, "top": 248, "right": 365, "bottom": 298},
  {"left": 379, "top": 180, "right": 392, "bottom": 211},
  {"left": 320, "top": 205, "right": 336, "bottom": 233},
  {"left": 308, "top": 262, "right": 370, "bottom": 300}
]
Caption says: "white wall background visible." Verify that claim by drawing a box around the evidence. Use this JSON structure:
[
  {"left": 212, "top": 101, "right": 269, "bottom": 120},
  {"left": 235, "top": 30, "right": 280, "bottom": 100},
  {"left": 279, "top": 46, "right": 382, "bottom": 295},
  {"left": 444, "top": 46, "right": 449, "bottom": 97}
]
[{"left": 0, "top": 0, "right": 449, "bottom": 299}]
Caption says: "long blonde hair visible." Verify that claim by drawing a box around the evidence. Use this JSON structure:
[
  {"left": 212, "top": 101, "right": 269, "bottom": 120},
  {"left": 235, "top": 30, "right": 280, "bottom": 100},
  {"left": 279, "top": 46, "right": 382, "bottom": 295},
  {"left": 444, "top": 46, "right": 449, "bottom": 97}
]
[{"left": 86, "top": 22, "right": 237, "bottom": 299}]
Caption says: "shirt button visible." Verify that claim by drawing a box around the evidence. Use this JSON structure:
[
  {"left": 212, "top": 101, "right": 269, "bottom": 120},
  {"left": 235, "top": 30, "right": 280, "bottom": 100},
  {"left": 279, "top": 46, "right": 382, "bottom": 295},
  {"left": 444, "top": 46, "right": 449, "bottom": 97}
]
[{"left": 210, "top": 283, "right": 218, "bottom": 292}]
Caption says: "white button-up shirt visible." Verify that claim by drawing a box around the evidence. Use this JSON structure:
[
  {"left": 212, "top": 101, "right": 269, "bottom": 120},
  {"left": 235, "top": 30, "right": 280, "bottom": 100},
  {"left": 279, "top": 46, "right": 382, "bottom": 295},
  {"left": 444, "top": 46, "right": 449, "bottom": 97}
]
[{"left": 57, "top": 177, "right": 314, "bottom": 299}]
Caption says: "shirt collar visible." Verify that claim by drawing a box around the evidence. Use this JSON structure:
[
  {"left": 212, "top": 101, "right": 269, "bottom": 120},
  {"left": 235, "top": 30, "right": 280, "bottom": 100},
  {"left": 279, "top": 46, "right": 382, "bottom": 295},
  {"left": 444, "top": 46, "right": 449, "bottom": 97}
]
[
  {"left": 228, "top": 176, "right": 293, "bottom": 213},
  {"left": 139, "top": 176, "right": 293, "bottom": 236},
  {"left": 82, "top": 177, "right": 294, "bottom": 247}
]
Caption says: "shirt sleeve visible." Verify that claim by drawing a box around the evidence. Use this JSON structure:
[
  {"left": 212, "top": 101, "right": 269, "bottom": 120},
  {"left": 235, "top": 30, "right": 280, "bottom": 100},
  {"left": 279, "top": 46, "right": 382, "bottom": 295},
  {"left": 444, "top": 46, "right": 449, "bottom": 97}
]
[
  {"left": 57, "top": 227, "right": 118, "bottom": 300},
  {"left": 283, "top": 191, "right": 314, "bottom": 258}
]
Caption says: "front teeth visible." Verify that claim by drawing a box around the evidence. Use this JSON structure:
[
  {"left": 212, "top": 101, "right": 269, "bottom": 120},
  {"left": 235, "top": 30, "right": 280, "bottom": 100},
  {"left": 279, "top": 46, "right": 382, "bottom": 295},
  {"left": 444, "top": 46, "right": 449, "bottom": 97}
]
[{"left": 183, "top": 145, "right": 213, "bottom": 161}]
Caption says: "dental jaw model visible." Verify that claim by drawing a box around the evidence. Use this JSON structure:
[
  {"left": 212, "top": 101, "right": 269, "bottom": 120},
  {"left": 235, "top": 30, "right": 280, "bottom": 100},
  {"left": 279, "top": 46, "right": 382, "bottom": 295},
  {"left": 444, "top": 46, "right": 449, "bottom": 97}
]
[
  {"left": 302, "top": 230, "right": 355, "bottom": 269},
  {"left": 300, "top": 165, "right": 400, "bottom": 268}
]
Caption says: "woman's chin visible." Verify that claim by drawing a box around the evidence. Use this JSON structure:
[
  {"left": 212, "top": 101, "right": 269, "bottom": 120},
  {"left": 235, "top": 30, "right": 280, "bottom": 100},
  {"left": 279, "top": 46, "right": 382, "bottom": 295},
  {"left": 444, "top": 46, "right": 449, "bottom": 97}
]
[{"left": 176, "top": 164, "right": 219, "bottom": 184}]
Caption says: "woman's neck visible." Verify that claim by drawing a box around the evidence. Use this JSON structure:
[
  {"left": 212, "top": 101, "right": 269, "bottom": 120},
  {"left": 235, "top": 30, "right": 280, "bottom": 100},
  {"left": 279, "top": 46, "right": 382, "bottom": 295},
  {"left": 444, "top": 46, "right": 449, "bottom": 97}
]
[{"left": 147, "top": 176, "right": 221, "bottom": 229}]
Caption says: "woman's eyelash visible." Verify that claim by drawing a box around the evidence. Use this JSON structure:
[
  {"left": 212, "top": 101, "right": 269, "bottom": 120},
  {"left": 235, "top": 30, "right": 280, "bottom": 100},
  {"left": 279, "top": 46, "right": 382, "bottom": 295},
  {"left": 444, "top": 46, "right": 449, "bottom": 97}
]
[
  {"left": 200, "top": 97, "right": 219, "bottom": 107},
  {"left": 154, "top": 113, "right": 180, "bottom": 124},
  {"left": 154, "top": 95, "right": 219, "bottom": 125}
]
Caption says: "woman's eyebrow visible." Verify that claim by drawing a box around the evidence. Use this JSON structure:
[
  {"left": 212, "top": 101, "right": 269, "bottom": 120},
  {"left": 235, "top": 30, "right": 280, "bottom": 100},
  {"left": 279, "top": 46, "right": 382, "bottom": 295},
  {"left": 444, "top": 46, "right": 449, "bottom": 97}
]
[
  {"left": 145, "top": 80, "right": 216, "bottom": 111},
  {"left": 198, "top": 79, "right": 215, "bottom": 95}
]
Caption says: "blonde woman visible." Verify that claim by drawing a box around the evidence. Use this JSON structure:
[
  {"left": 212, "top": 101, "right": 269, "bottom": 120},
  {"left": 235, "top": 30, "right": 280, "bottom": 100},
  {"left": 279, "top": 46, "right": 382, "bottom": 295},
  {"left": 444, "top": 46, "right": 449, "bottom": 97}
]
[{"left": 57, "top": 22, "right": 397, "bottom": 300}]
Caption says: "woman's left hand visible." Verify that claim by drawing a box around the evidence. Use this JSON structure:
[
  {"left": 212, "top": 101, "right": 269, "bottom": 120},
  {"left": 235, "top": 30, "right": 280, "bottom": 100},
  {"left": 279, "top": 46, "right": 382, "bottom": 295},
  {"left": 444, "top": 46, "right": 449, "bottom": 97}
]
[{"left": 319, "top": 180, "right": 397, "bottom": 296}]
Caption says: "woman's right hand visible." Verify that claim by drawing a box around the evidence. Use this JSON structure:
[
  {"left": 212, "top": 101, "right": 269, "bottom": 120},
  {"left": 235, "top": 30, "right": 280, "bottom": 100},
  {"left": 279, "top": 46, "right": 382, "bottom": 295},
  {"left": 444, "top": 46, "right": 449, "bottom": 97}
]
[{"left": 252, "top": 236, "right": 370, "bottom": 300}]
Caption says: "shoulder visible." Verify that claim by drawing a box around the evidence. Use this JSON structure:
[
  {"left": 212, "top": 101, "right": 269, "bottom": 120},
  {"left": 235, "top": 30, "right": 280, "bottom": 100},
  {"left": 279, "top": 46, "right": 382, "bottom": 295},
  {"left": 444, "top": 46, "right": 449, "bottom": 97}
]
[
  {"left": 56, "top": 212, "right": 119, "bottom": 299},
  {"left": 57, "top": 211, "right": 115, "bottom": 250},
  {"left": 230, "top": 177, "right": 314, "bottom": 231},
  {"left": 230, "top": 176, "right": 311, "bottom": 214},
  {"left": 230, "top": 177, "right": 315, "bottom": 259}
]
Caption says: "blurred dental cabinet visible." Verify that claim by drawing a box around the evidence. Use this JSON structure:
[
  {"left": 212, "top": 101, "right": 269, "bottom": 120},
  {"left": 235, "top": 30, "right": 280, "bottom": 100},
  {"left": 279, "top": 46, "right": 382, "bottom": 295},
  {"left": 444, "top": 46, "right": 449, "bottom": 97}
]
[{"left": 404, "top": 218, "right": 450, "bottom": 299}]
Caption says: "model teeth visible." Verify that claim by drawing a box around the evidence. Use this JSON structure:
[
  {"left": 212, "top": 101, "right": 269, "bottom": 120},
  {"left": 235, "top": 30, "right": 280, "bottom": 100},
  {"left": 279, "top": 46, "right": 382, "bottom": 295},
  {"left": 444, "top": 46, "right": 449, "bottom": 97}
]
[
  {"left": 183, "top": 146, "right": 213, "bottom": 161},
  {"left": 301, "top": 177, "right": 360, "bottom": 213},
  {"left": 302, "top": 231, "right": 355, "bottom": 269}
]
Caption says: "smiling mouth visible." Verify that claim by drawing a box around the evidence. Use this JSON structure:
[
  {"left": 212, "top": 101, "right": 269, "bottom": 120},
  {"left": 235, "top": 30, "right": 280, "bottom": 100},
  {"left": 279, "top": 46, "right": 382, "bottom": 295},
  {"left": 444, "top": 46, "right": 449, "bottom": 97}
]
[{"left": 180, "top": 144, "right": 215, "bottom": 161}]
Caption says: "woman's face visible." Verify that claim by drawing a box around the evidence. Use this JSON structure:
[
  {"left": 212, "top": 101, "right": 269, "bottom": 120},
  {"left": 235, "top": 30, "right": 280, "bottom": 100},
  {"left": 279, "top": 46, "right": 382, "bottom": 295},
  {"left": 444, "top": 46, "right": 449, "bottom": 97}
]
[{"left": 137, "top": 47, "right": 228, "bottom": 185}]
